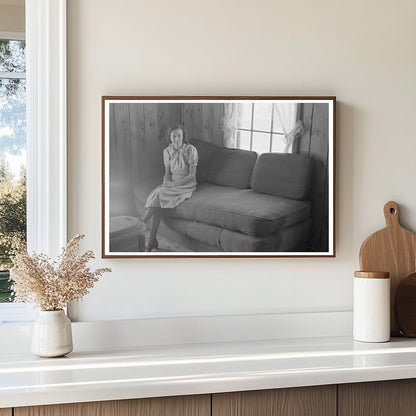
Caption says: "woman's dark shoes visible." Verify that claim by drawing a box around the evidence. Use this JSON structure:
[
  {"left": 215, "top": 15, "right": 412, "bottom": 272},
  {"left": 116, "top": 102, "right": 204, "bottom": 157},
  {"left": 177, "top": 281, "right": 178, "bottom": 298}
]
[{"left": 146, "top": 238, "right": 159, "bottom": 252}]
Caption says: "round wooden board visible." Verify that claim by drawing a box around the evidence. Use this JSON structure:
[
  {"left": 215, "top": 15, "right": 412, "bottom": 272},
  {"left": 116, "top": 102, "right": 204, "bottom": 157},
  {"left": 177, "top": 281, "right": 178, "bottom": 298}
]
[{"left": 395, "top": 272, "right": 416, "bottom": 337}]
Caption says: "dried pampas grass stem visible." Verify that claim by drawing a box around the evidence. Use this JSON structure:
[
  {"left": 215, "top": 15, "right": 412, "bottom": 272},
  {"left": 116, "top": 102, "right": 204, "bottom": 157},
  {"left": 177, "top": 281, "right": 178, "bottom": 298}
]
[{"left": 10, "top": 234, "right": 111, "bottom": 311}]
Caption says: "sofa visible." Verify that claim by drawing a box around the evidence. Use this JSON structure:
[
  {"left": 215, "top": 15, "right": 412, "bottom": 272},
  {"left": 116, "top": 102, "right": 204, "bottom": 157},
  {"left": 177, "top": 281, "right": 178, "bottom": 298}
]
[{"left": 134, "top": 139, "right": 313, "bottom": 252}]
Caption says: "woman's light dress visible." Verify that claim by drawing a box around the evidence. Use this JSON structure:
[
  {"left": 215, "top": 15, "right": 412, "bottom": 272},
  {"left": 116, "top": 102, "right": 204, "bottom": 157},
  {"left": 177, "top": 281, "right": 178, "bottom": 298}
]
[{"left": 145, "top": 143, "right": 198, "bottom": 209}]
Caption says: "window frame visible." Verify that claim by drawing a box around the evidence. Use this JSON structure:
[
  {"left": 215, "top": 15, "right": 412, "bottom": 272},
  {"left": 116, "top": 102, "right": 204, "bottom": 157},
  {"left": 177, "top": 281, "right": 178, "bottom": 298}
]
[
  {"left": 0, "top": 0, "right": 67, "bottom": 323},
  {"left": 26, "top": 0, "right": 67, "bottom": 258},
  {"left": 0, "top": 31, "right": 25, "bottom": 41}
]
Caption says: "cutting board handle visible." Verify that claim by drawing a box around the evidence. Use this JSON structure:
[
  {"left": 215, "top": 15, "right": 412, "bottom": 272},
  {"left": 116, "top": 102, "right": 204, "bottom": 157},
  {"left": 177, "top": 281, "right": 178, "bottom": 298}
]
[{"left": 384, "top": 201, "right": 400, "bottom": 228}]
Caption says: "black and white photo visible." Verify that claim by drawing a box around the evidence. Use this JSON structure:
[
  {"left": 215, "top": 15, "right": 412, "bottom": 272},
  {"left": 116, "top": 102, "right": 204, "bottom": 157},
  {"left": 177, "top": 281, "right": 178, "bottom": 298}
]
[{"left": 102, "top": 97, "right": 335, "bottom": 257}]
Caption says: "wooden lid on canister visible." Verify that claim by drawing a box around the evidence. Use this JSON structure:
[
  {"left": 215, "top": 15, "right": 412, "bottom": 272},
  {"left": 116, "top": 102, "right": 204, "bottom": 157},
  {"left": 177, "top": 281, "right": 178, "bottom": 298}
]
[{"left": 354, "top": 271, "right": 389, "bottom": 279}]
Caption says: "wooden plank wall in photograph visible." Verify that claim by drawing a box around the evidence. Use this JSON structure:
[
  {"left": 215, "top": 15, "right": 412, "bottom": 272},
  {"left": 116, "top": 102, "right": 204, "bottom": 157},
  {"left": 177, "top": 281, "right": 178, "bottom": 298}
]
[
  {"left": 297, "top": 103, "right": 330, "bottom": 252},
  {"left": 109, "top": 103, "right": 181, "bottom": 216},
  {"left": 182, "top": 103, "right": 225, "bottom": 147}
]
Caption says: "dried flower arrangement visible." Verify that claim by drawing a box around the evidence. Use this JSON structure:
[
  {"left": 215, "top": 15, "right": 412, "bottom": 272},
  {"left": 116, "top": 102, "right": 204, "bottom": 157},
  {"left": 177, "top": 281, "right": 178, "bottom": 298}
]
[{"left": 10, "top": 234, "right": 111, "bottom": 311}]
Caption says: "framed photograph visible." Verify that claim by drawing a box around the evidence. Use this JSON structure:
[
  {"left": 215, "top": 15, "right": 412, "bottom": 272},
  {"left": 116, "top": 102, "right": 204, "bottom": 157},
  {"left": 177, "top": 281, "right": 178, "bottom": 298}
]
[{"left": 102, "top": 96, "right": 335, "bottom": 258}]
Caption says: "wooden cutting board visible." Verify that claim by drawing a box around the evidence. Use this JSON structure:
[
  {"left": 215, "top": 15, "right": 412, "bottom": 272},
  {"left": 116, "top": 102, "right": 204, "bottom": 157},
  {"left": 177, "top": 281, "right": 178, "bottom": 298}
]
[{"left": 359, "top": 201, "right": 416, "bottom": 335}]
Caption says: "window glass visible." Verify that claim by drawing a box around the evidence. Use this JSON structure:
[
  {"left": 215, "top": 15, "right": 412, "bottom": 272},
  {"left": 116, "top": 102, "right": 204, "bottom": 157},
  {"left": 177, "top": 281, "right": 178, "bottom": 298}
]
[
  {"left": 0, "top": 39, "right": 27, "bottom": 303},
  {"left": 0, "top": 40, "right": 26, "bottom": 72},
  {"left": 237, "top": 130, "right": 251, "bottom": 151},
  {"left": 271, "top": 133, "right": 286, "bottom": 153},
  {"left": 253, "top": 102, "right": 272, "bottom": 132},
  {"left": 251, "top": 131, "right": 271, "bottom": 154}
]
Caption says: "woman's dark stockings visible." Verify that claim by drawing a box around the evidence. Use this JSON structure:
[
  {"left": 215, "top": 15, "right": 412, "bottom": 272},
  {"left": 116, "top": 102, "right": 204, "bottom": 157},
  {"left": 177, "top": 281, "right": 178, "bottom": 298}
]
[{"left": 142, "top": 207, "right": 163, "bottom": 252}]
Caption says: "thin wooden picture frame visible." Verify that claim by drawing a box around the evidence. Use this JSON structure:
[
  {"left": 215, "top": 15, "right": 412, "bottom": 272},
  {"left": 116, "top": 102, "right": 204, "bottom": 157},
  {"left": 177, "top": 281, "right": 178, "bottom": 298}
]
[{"left": 102, "top": 96, "right": 336, "bottom": 258}]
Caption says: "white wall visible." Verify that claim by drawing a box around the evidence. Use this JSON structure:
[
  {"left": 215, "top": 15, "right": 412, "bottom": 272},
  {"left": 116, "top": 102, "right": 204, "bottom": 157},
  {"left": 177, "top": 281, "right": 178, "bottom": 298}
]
[{"left": 67, "top": 0, "right": 416, "bottom": 322}]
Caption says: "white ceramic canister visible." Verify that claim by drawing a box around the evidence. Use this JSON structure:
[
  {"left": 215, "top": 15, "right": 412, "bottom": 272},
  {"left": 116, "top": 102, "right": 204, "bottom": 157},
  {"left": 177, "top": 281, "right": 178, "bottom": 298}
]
[{"left": 353, "top": 271, "right": 390, "bottom": 343}]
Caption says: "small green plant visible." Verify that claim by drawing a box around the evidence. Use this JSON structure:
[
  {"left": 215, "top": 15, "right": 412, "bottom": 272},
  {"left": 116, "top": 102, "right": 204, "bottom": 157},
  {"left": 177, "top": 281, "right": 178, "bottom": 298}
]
[{"left": 0, "top": 270, "right": 13, "bottom": 302}]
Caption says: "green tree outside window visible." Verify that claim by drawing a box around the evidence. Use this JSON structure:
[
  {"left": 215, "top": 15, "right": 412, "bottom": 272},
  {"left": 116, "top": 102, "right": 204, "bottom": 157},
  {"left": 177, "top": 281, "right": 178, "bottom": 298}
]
[{"left": 0, "top": 38, "right": 27, "bottom": 302}]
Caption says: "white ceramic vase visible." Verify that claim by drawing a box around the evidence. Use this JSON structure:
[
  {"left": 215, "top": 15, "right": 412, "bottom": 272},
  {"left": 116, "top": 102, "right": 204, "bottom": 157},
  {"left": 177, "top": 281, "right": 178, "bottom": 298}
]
[{"left": 31, "top": 310, "right": 73, "bottom": 357}]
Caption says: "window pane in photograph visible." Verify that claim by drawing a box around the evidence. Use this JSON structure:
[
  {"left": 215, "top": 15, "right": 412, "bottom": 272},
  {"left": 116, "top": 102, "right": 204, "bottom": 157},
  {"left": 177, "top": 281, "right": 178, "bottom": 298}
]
[
  {"left": 272, "top": 104, "right": 285, "bottom": 133},
  {"left": 0, "top": 40, "right": 26, "bottom": 73},
  {"left": 0, "top": 39, "right": 27, "bottom": 303},
  {"left": 253, "top": 102, "right": 272, "bottom": 132},
  {"left": 237, "top": 102, "right": 252, "bottom": 130},
  {"left": 237, "top": 129, "right": 251, "bottom": 151},
  {"left": 251, "top": 131, "right": 271, "bottom": 155},
  {"left": 271, "top": 133, "right": 286, "bottom": 153}
]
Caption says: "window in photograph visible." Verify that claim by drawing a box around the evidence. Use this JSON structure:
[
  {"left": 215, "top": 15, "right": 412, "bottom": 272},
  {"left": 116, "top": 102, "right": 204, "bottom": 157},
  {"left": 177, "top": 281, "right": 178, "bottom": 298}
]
[
  {"left": 0, "top": 38, "right": 27, "bottom": 306},
  {"left": 236, "top": 102, "right": 287, "bottom": 154}
]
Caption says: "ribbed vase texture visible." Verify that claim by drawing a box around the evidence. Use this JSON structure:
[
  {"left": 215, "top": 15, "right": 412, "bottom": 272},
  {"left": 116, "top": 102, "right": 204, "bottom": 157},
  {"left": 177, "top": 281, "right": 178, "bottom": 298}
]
[{"left": 31, "top": 310, "right": 73, "bottom": 357}]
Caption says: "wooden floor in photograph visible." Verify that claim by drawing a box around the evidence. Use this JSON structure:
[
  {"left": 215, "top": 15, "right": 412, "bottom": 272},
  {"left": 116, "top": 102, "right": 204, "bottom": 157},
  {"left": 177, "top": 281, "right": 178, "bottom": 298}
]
[{"left": 146, "top": 230, "right": 192, "bottom": 252}]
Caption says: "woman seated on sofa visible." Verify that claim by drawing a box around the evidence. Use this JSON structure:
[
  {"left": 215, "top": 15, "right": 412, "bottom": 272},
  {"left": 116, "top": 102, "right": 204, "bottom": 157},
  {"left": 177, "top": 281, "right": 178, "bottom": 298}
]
[{"left": 141, "top": 125, "right": 198, "bottom": 252}]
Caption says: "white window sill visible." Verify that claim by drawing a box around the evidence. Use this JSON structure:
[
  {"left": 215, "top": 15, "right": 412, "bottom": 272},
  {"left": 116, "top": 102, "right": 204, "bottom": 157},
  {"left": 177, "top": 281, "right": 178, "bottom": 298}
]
[
  {"left": 0, "top": 303, "right": 36, "bottom": 325},
  {"left": 1, "top": 334, "right": 416, "bottom": 408}
]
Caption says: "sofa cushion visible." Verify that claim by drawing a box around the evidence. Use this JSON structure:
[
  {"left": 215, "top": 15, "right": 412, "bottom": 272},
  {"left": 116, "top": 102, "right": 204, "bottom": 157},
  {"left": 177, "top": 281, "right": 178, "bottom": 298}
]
[
  {"left": 206, "top": 147, "right": 257, "bottom": 189},
  {"left": 165, "top": 216, "right": 311, "bottom": 252},
  {"left": 190, "top": 139, "right": 217, "bottom": 183},
  {"left": 250, "top": 153, "right": 313, "bottom": 200},
  {"left": 219, "top": 219, "right": 311, "bottom": 252},
  {"left": 164, "top": 217, "right": 222, "bottom": 249},
  {"left": 169, "top": 183, "right": 310, "bottom": 237}
]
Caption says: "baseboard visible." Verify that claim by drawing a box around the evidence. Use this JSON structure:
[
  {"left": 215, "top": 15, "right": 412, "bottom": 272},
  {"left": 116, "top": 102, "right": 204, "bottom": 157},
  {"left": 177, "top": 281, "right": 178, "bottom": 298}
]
[{"left": 0, "top": 311, "right": 352, "bottom": 353}]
